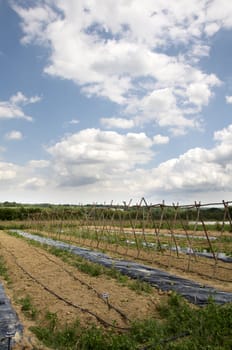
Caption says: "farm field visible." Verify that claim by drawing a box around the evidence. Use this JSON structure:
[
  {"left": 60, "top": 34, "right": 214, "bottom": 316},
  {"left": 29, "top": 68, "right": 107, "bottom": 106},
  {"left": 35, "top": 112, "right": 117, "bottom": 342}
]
[
  {"left": 0, "top": 226, "right": 231, "bottom": 349},
  {"left": 0, "top": 201, "right": 232, "bottom": 349}
]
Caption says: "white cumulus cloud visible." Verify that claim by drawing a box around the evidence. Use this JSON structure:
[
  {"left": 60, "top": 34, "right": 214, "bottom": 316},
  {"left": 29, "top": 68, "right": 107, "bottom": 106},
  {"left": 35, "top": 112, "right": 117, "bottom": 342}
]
[
  {"left": 21, "top": 177, "right": 48, "bottom": 190},
  {"left": 226, "top": 95, "right": 232, "bottom": 104},
  {"left": 13, "top": 0, "right": 226, "bottom": 135},
  {"left": 0, "top": 162, "right": 19, "bottom": 181},
  {"left": 27, "top": 160, "right": 50, "bottom": 168},
  {"left": 100, "top": 117, "right": 135, "bottom": 129},
  {"left": 132, "top": 123, "right": 232, "bottom": 197},
  {"left": 153, "top": 134, "right": 170, "bottom": 145},
  {"left": 46, "top": 128, "right": 154, "bottom": 187},
  {"left": 0, "top": 92, "right": 40, "bottom": 121},
  {"left": 0, "top": 123, "right": 232, "bottom": 203},
  {"left": 68, "top": 119, "right": 80, "bottom": 125},
  {"left": 5, "top": 130, "right": 23, "bottom": 141}
]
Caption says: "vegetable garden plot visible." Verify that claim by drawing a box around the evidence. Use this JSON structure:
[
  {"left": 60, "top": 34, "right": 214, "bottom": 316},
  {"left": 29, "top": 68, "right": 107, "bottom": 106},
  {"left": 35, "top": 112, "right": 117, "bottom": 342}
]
[
  {"left": 25, "top": 228, "right": 232, "bottom": 283},
  {"left": 21, "top": 199, "right": 232, "bottom": 283},
  {"left": 11, "top": 230, "right": 232, "bottom": 306}
]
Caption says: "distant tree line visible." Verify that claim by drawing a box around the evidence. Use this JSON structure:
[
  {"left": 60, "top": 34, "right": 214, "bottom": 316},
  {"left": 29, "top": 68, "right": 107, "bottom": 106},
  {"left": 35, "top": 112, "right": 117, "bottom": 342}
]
[{"left": 0, "top": 202, "right": 231, "bottom": 222}]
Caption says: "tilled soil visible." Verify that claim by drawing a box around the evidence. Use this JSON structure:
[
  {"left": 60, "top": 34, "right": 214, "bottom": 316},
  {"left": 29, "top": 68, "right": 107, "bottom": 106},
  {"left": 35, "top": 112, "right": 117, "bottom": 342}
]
[{"left": 0, "top": 231, "right": 166, "bottom": 349}]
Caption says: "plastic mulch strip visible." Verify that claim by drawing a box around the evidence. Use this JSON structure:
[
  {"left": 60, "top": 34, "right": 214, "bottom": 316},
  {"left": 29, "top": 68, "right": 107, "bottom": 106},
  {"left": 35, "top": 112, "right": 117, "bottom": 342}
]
[{"left": 0, "top": 282, "right": 22, "bottom": 349}]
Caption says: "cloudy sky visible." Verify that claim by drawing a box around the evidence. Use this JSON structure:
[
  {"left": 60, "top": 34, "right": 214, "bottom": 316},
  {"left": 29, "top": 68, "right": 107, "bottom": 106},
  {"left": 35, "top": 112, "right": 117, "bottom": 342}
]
[{"left": 0, "top": 0, "right": 232, "bottom": 205}]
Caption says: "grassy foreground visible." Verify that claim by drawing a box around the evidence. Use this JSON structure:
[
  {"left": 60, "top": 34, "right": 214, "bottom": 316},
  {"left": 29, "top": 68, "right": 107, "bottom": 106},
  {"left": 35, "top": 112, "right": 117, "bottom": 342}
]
[{"left": 28, "top": 294, "right": 232, "bottom": 350}]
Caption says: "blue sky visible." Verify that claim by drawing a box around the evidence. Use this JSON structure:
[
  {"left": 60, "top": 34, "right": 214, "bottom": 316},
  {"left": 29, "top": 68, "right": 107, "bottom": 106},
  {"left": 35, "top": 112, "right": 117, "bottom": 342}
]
[{"left": 0, "top": 0, "right": 232, "bottom": 205}]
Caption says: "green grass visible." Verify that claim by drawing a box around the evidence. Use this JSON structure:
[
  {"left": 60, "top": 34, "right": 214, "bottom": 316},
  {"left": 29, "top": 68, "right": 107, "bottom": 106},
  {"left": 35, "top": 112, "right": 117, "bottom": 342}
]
[
  {"left": 31, "top": 311, "right": 81, "bottom": 350},
  {"left": 0, "top": 255, "right": 11, "bottom": 283},
  {"left": 104, "top": 267, "right": 128, "bottom": 284},
  {"left": 29, "top": 293, "right": 232, "bottom": 350},
  {"left": 215, "top": 235, "right": 232, "bottom": 243},
  {"left": 75, "top": 260, "right": 103, "bottom": 277},
  {"left": 153, "top": 293, "right": 232, "bottom": 350},
  {"left": 128, "top": 279, "right": 153, "bottom": 294},
  {"left": 18, "top": 295, "right": 38, "bottom": 320}
]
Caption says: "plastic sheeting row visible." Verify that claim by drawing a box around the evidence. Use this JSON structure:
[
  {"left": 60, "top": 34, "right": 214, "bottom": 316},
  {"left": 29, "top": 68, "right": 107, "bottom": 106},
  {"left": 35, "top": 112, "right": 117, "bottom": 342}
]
[
  {"left": 11, "top": 230, "right": 232, "bottom": 306},
  {"left": 0, "top": 282, "right": 22, "bottom": 349}
]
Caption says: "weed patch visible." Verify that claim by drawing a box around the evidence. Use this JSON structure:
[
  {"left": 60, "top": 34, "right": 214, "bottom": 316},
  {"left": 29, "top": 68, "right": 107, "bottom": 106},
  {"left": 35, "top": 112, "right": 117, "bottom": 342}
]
[
  {"left": 29, "top": 293, "right": 232, "bottom": 350},
  {"left": 128, "top": 279, "right": 153, "bottom": 294},
  {"left": 0, "top": 254, "right": 11, "bottom": 283},
  {"left": 18, "top": 295, "right": 38, "bottom": 320}
]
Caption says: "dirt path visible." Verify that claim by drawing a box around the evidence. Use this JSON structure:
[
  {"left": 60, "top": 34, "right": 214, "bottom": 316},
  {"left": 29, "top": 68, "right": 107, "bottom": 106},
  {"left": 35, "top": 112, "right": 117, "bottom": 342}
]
[{"left": 0, "top": 231, "right": 166, "bottom": 349}]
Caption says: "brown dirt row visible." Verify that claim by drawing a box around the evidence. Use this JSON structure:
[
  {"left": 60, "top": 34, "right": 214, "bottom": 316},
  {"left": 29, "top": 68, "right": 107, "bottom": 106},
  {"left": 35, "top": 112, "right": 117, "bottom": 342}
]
[{"left": 0, "top": 231, "right": 166, "bottom": 349}]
